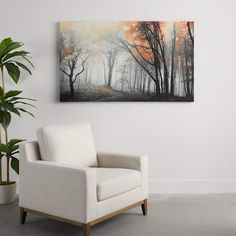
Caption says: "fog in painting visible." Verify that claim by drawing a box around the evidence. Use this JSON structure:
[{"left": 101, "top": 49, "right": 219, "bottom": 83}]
[{"left": 60, "top": 21, "right": 194, "bottom": 102}]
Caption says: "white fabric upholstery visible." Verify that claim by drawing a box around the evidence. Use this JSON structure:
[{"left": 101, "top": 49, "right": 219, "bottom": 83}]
[
  {"left": 19, "top": 142, "right": 98, "bottom": 223},
  {"left": 94, "top": 168, "right": 141, "bottom": 201},
  {"left": 36, "top": 123, "right": 98, "bottom": 167},
  {"left": 97, "top": 152, "right": 148, "bottom": 171},
  {"left": 97, "top": 152, "right": 148, "bottom": 202},
  {"left": 98, "top": 187, "right": 143, "bottom": 218},
  {"left": 19, "top": 136, "right": 148, "bottom": 224}
]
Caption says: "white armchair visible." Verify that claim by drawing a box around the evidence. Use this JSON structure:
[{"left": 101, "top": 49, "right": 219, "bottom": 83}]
[{"left": 19, "top": 123, "right": 148, "bottom": 236}]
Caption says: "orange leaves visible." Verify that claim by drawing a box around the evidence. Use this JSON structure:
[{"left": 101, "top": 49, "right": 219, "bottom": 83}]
[
  {"left": 157, "top": 21, "right": 167, "bottom": 39},
  {"left": 122, "top": 21, "right": 194, "bottom": 57},
  {"left": 62, "top": 47, "right": 72, "bottom": 57},
  {"left": 188, "top": 21, "right": 194, "bottom": 28},
  {"left": 175, "top": 21, "right": 194, "bottom": 47},
  {"left": 175, "top": 22, "right": 187, "bottom": 47},
  {"left": 61, "top": 47, "right": 80, "bottom": 63},
  {"left": 123, "top": 21, "right": 140, "bottom": 43}
]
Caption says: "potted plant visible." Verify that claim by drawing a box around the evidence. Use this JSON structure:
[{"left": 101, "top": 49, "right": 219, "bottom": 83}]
[{"left": 0, "top": 38, "right": 35, "bottom": 204}]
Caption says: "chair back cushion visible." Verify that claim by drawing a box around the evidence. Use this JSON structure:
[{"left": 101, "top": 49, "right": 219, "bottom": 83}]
[{"left": 36, "top": 122, "right": 98, "bottom": 167}]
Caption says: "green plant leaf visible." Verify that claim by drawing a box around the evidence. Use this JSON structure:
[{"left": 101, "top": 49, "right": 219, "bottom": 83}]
[
  {"left": 17, "top": 107, "right": 35, "bottom": 117},
  {"left": 0, "top": 38, "right": 13, "bottom": 59},
  {"left": 3, "top": 139, "right": 24, "bottom": 166},
  {"left": 5, "top": 63, "right": 20, "bottom": 83},
  {"left": 4, "top": 90, "right": 22, "bottom": 100},
  {"left": 6, "top": 145, "right": 19, "bottom": 155},
  {"left": 0, "top": 92, "right": 36, "bottom": 120},
  {"left": 7, "top": 106, "right": 21, "bottom": 116},
  {"left": 0, "top": 111, "right": 11, "bottom": 130},
  {"left": 22, "top": 56, "right": 34, "bottom": 68},
  {"left": 0, "top": 42, "right": 23, "bottom": 61},
  {"left": 0, "top": 87, "right": 3, "bottom": 100},
  {"left": 10, "top": 157, "right": 19, "bottom": 174},
  {"left": 8, "top": 96, "right": 36, "bottom": 102},
  {"left": 7, "top": 139, "right": 24, "bottom": 149},
  {"left": 12, "top": 101, "right": 36, "bottom": 108},
  {"left": 14, "top": 61, "right": 32, "bottom": 75},
  {"left": 0, "top": 38, "right": 34, "bottom": 88},
  {"left": 2, "top": 50, "right": 30, "bottom": 62},
  {"left": 11, "top": 151, "right": 19, "bottom": 156},
  {"left": 0, "top": 143, "right": 7, "bottom": 153},
  {"left": 2, "top": 42, "right": 23, "bottom": 58}
]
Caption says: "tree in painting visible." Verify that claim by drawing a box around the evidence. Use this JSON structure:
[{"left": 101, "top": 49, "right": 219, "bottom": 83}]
[{"left": 60, "top": 21, "right": 194, "bottom": 102}]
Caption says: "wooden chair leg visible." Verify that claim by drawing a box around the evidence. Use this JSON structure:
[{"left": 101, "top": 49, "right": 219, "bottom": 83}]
[
  {"left": 82, "top": 223, "right": 91, "bottom": 236},
  {"left": 141, "top": 199, "right": 148, "bottom": 215},
  {"left": 20, "top": 207, "right": 27, "bottom": 224}
]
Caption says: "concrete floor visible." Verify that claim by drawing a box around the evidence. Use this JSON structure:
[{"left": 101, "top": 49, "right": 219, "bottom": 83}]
[{"left": 1, "top": 194, "right": 236, "bottom": 236}]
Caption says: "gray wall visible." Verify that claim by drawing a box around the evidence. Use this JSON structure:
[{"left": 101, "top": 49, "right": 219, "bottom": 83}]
[{"left": 1, "top": 0, "right": 236, "bottom": 193}]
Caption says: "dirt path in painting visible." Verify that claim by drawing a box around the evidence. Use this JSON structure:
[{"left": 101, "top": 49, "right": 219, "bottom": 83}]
[
  {"left": 76, "top": 84, "right": 151, "bottom": 101},
  {"left": 60, "top": 84, "right": 193, "bottom": 102}
]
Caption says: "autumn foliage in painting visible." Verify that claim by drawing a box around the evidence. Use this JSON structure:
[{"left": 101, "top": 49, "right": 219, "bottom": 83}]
[{"left": 60, "top": 21, "right": 194, "bottom": 102}]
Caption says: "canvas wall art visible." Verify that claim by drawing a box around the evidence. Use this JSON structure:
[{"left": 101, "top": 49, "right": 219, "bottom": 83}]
[{"left": 59, "top": 21, "right": 194, "bottom": 102}]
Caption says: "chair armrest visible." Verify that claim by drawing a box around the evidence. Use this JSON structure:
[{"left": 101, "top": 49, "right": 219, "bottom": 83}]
[
  {"left": 19, "top": 143, "right": 97, "bottom": 223},
  {"left": 97, "top": 152, "right": 148, "bottom": 171}
]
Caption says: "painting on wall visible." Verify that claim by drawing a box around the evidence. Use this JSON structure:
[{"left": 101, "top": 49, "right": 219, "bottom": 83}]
[{"left": 59, "top": 21, "right": 194, "bottom": 102}]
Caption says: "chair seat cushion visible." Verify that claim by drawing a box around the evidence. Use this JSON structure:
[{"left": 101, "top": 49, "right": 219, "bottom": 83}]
[{"left": 93, "top": 168, "right": 141, "bottom": 201}]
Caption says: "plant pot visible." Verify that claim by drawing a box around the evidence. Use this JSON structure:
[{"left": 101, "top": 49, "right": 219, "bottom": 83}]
[{"left": 0, "top": 182, "right": 16, "bottom": 204}]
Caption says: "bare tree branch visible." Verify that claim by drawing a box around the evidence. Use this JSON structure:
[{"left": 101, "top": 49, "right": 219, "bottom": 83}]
[
  {"left": 145, "top": 24, "right": 164, "bottom": 59},
  {"left": 72, "top": 54, "right": 90, "bottom": 84},
  {"left": 60, "top": 67, "right": 70, "bottom": 76},
  {"left": 187, "top": 22, "right": 194, "bottom": 46},
  {"left": 119, "top": 40, "right": 156, "bottom": 82},
  {"left": 135, "top": 43, "right": 163, "bottom": 61},
  {"left": 128, "top": 43, "right": 155, "bottom": 66}
]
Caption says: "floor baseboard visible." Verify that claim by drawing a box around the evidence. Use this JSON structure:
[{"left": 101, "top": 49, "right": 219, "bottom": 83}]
[
  {"left": 149, "top": 179, "right": 236, "bottom": 193},
  {"left": 16, "top": 180, "right": 236, "bottom": 195}
]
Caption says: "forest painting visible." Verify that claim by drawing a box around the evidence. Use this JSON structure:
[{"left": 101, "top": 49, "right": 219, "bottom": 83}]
[{"left": 60, "top": 21, "right": 194, "bottom": 102}]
